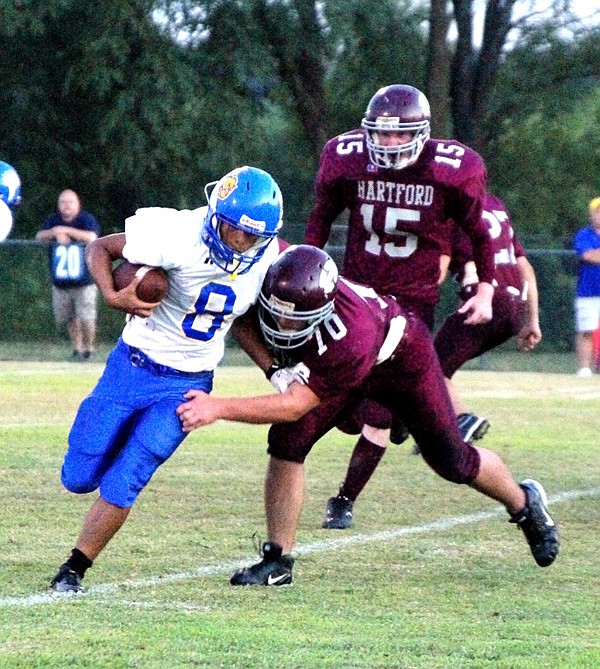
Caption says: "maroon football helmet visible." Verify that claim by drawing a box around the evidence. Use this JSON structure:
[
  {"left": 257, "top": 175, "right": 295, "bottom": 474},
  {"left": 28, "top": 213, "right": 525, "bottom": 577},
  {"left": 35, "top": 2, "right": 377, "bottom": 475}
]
[
  {"left": 361, "top": 84, "right": 431, "bottom": 169},
  {"left": 259, "top": 245, "right": 339, "bottom": 350}
]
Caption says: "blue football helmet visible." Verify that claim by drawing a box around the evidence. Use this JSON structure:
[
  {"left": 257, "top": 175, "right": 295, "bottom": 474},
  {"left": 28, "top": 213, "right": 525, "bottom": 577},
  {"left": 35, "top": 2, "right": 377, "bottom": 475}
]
[
  {"left": 202, "top": 166, "right": 283, "bottom": 274},
  {"left": 0, "top": 161, "right": 22, "bottom": 209}
]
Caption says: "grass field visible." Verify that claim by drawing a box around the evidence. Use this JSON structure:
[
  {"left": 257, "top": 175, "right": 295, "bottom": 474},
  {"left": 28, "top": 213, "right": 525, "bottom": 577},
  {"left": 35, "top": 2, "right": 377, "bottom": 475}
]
[{"left": 1, "top": 358, "right": 599, "bottom": 668}]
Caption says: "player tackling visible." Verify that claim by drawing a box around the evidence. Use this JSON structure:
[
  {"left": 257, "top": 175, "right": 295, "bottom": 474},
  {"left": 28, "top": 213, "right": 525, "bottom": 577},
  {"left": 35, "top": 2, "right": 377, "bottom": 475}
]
[{"left": 177, "top": 245, "right": 560, "bottom": 586}]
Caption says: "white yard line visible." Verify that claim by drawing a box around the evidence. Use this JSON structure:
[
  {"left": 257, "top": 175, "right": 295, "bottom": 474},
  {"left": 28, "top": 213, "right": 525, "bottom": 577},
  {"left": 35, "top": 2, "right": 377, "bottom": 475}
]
[{"left": 1, "top": 486, "right": 598, "bottom": 609}]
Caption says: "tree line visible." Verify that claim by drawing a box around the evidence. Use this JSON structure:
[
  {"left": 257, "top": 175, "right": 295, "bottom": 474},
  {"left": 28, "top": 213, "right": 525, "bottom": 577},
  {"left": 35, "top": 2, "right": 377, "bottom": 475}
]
[{"left": 1, "top": 0, "right": 598, "bottom": 247}]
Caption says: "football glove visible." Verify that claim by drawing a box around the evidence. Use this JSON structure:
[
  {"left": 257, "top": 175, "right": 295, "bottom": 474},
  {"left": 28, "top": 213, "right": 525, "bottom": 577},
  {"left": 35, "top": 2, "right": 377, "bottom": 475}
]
[{"left": 268, "top": 363, "right": 310, "bottom": 393}]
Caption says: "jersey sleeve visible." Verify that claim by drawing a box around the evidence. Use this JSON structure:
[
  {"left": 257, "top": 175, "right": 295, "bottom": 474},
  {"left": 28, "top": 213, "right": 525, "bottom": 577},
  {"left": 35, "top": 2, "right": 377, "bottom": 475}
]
[
  {"left": 448, "top": 226, "right": 475, "bottom": 279},
  {"left": 446, "top": 148, "right": 494, "bottom": 285},
  {"left": 39, "top": 214, "right": 59, "bottom": 231},
  {"left": 123, "top": 207, "right": 203, "bottom": 269},
  {"left": 305, "top": 136, "right": 353, "bottom": 248}
]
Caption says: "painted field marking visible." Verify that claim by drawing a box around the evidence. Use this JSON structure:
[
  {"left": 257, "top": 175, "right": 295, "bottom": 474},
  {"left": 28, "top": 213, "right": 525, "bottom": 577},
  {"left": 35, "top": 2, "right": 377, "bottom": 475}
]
[{"left": 0, "top": 486, "right": 598, "bottom": 609}]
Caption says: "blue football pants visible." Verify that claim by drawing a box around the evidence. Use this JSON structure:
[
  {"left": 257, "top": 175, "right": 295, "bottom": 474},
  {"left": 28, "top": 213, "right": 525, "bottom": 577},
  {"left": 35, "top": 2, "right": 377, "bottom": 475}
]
[{"left": 61, "top": 338, "right": 213, "bottom": 507}]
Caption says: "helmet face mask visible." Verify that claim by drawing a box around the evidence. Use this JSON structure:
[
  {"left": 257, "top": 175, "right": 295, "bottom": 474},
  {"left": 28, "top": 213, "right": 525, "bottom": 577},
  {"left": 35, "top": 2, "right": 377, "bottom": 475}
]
[
  {"left": 361, "top": 85, "right": 431, "bottom": 170},
  {"left": 202, "top": 166, "right": 283, "bottom": 274},
  {"left": 259, "top": 245, "right": 338, "bottom": 350}
]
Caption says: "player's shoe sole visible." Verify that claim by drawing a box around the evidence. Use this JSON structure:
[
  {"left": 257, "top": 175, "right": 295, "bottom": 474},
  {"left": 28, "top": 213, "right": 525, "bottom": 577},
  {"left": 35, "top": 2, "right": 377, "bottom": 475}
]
[{"left": 457, "top": 413, "right": 490, "bottom": 443}]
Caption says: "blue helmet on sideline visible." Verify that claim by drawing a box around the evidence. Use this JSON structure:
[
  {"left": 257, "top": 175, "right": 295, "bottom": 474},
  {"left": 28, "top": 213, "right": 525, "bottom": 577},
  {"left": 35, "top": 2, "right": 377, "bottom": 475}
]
[
  {"left": 0, "top": 161, "right": 22, "bottom": 209},
  {"left": 202, "top": 166, "right": 283, "bottom": 274}
]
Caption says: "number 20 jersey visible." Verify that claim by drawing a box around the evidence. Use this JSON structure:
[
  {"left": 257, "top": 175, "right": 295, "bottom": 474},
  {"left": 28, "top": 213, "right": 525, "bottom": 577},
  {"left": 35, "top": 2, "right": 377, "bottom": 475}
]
[
  {"left": 120, "top": 206, "right": 281, "bottom": 372},
  {"left": 305, "top": 129, "right": 494, "bottom": 306}
]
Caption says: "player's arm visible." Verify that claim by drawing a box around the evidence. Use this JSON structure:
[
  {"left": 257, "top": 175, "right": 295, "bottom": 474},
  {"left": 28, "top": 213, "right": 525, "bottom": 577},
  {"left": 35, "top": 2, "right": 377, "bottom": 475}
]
[
  {"left": 457, "top": 280, "right": 494, "bottom": 324},
  {"left": 458, "top": 217, "right": 494, "bottom": 324},
  {"left": 304, "top": 148, "right": 347, "bottom": 248},
  {"left": 580, "top": 248, "right": 600, "bottom": 264},
  {"left": 438, "top": 254, "right": 451, "bottom": 285},
  {"left": 454, "top": 182, "right": 495, "bottom": 324},
  {"left": 516, "top": 255, "right": 542, "bottom": 351},
  {"left": 231, "top": 304, "right": 310, "bottom": 393},
  {"left": 230, "top": 307, "right": 274, "bottom": 374},
  {"left": 85, "top": 233, "right": 159, "bottom": 316},
  {"left": 177, "top": 382, "right": 320, "bottom": 433}
]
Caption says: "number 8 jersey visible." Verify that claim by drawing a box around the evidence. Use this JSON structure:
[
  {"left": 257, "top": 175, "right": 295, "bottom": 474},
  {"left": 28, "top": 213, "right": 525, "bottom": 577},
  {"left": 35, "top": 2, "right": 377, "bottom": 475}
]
[{"left": 121, "top": 206, "right": 282, "bottom": 372}]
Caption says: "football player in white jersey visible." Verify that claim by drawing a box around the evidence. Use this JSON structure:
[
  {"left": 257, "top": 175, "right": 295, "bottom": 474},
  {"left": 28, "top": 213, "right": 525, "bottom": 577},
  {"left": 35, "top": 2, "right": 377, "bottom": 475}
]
[{"left": 50, "top": 166, "right": 284, "bottom": 593}]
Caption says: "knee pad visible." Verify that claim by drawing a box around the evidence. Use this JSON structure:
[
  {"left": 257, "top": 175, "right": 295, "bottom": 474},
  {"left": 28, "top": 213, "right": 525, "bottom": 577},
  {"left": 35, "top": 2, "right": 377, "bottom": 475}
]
[{"left": 60, "top": 463, "right": 100, "bottom": 494}]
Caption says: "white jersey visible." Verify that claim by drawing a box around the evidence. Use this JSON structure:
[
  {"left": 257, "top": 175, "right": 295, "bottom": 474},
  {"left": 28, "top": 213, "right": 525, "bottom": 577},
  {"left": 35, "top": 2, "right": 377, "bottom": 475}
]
[{"left": 120, "top": 206, "right": 280, "bottom": 372}]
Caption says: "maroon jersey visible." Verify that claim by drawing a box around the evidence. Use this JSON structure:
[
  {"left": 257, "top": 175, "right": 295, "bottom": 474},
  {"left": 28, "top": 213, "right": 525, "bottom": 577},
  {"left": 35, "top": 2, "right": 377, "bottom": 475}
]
[
  {"left": 435, "top": 194, "right": 526, "bottom": 378},
  {"left": 450, "top": 192, "right": 526, "bottom": 294},
  {"left": 267, "top": 277, "right": 481, "bottom": 485},
  {"left": 299, "top": 278, "right": 403, "bottom": 401},
  {"left": 305, "top": 129, "right": 494, "bottom": 306}
]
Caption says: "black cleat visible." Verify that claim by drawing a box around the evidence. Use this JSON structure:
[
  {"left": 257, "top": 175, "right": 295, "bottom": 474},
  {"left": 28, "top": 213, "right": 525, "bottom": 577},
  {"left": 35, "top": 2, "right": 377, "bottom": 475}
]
[
  {"left": 50, "top": 563, "right": 85, "bottom": 593},
  {"left": 322, "top": 495, "right": 353, "bottom": 529},
  {"left": 510, "top": 479, "right": 559, "bottom": 567},
  {"left": 230, "top": 542, "right": 294, "bottom": 586},
  {"left": 457, "top": 412, "right": 490, "bottom": 443}
]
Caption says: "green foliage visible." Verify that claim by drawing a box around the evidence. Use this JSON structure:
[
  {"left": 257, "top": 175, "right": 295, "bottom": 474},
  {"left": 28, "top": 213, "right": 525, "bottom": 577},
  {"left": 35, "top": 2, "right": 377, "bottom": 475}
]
[
  {"left": 0, "top": 241, "right": 579, "bottom": 351},
  {"left": 1, "top": 0, "right": 599, "bottom": 256},
  {"left": 0, "top": 242, "right": 127, "bottom": 345},
  {"left": 486, "top": 25, "right": 600, "bottom": 244},
  {"left": 324, "top": 0, "right": 429, "bottom": 136},
  {"left": 528, "top": 252, "right": 577, "bottom": 352},
  {"left": 1, "top": 0, "right": 245, "bottom": 236},
  {"left": 0, "top": 243, "right": 50, "bottom": 341}
]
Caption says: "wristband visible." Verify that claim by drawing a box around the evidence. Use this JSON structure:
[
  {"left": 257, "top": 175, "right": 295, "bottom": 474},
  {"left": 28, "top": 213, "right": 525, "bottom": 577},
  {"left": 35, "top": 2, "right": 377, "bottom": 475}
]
[{"left": 265, "top": 363, "right": 280, "bottom": 380}]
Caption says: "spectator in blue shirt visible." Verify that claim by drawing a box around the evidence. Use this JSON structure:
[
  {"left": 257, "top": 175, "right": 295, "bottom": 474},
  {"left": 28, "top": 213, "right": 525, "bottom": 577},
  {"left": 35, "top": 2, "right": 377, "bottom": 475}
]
[
  {"left": 36, "top": 190, "right": 101, "bottom": 360},
  {"left": 573, "top": 197, "right": 600, "bottom": 377}
]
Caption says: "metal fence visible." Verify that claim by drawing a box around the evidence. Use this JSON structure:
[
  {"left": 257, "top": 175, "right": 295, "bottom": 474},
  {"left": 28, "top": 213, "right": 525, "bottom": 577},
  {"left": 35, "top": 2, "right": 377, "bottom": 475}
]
[{"left": 0, "top": 237, "right": 578, "bottom": 352}]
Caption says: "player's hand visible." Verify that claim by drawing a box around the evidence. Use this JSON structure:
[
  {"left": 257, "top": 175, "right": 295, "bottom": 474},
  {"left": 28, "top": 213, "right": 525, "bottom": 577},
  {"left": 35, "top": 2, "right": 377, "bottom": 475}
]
[
  {"left": 269, "top": 363, "right": 310, "bottom": 393},
  {"left": 176, "top": 389, "right": 219, "bottom": 432},
  {"left": 54, "top": 227, "right": 73, "bottom": 245},
  {"left": 516, "top": 324, "right": 542, "bottom": 352},
  {"left": 105, "top": 277, "right": 161, "bottom": 318},
  {"left": 458, "top": 282, "right": 493, "bottom": 325}
]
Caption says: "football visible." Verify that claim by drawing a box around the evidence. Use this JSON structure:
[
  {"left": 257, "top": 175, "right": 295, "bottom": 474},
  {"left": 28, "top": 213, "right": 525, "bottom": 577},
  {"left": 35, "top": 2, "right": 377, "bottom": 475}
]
[{"left": 113, "top": 261, "right": 169, "bottom": 303}]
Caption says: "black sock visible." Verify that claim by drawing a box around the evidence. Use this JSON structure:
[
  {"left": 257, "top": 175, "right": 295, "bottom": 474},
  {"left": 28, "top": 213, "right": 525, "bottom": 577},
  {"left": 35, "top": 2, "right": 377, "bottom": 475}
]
[
  {"left": 339, "top": 435, "right": 386, "bottom": 502},
  {"left": 65, "top": 548, "right": 93, "bottom": 577}
]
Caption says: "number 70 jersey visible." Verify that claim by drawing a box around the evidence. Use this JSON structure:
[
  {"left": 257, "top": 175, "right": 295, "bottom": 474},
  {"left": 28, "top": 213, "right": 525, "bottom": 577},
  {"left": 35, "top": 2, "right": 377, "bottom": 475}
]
[{"left": 120, "top": 206, "right": 282, "bottom": 372}]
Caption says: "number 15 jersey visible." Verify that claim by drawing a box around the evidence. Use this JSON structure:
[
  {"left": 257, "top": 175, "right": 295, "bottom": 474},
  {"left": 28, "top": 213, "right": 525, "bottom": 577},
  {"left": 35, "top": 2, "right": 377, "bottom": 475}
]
[{"left": 305, "top": 129, "right": 494, "bottom": 306}]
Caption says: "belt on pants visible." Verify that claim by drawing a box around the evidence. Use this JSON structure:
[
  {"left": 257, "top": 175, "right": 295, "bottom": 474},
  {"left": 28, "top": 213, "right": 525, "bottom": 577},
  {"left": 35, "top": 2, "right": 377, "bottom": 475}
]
[{"left": 125, "top": 343, "right": 212, "bottom": 379}]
